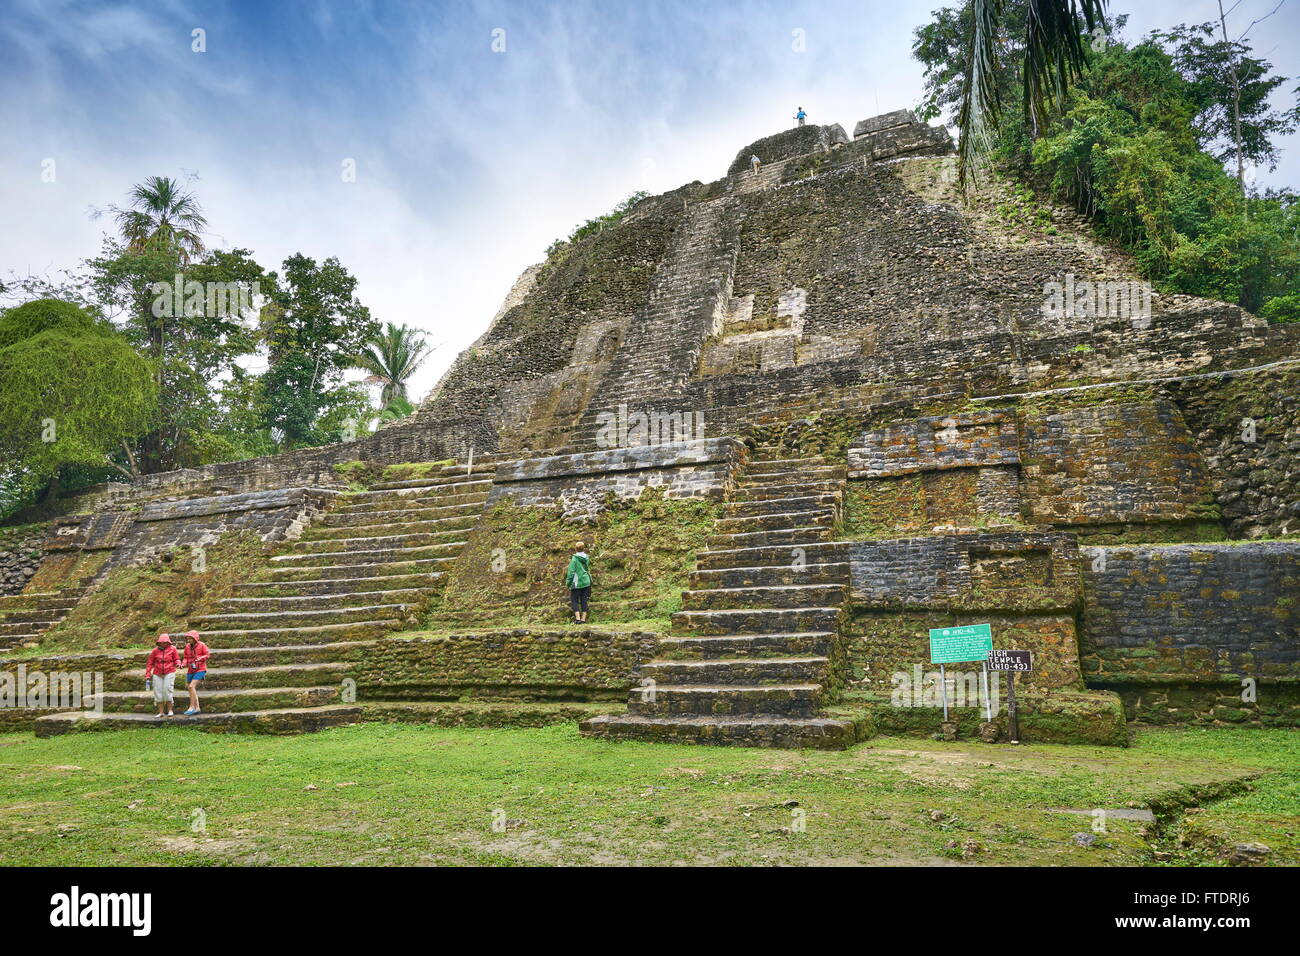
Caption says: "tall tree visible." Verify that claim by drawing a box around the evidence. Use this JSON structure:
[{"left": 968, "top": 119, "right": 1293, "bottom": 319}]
[
  {"left": 85, "top": 240, "right": 266, "bottom": 472},
  {"left": 261, "top": 254, "right": 379, "bottom": 447},
  {"left": 351, "top": 322, "right": 434, "bottom": 408},
  {"left": 1155, "top": 17, "right": 1295, "bottom": 192}
]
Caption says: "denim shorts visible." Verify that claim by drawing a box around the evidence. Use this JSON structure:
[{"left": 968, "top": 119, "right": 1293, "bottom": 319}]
[{"left": 186, "top": 670, "right": 207, "bottom": 682}]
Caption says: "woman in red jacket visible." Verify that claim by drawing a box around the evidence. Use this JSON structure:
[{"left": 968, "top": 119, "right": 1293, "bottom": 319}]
[
  {"left": 179, "top": 630, "right": 210, "bottom": 716},
  {"left": 143, "top": 634, "right": 180, "bottom": 717}
]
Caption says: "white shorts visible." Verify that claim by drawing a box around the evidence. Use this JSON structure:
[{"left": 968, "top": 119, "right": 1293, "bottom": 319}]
[{"left": 151, "top": 671, "right": 176, "bottom": 703}]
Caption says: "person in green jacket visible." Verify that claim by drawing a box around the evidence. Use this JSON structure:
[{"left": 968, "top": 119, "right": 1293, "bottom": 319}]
[{"left": 565, "top": 542, "right": 592, "bottom": 624}]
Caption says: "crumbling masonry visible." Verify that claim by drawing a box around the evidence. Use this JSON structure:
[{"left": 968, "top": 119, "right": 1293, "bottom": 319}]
[{"left": 3, "top": 110, "right": 1297, "bottom": 745}]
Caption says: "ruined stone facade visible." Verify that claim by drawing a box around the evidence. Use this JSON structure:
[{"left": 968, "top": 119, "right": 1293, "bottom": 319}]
[{"left": 3, "top": 111, "right": 1298, "bottom": 743}]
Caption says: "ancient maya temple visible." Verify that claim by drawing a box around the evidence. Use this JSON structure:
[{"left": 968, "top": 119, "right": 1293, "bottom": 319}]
[{"left": 2, "top": 111, "right": 1298, "bottom": 747}]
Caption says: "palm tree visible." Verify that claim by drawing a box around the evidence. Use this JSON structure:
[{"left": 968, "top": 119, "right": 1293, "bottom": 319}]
[
  {"left": 957, "top": 0, "right": 1107, "bottom": 186},
  {"left": 352, "top": 322, "right": 434, "bottom": 408},
  {"left": 115, "top": 175, "right": 208, "bottom": 263}
]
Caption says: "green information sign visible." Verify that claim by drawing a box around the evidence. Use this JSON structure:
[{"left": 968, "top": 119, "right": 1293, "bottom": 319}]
[{"left": 928, "top": 623, "right": 993, "bottom": 664}]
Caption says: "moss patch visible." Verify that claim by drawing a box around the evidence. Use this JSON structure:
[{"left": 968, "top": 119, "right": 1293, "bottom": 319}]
[
  {"left": 424, "top": 489, "right": 719, "bottom": 631},
  {"left": 380, "top": 460, "right": 455, "bottom": 482},
  {"left": 0, "top": 521, "right": 49, "bottom": 552},
  {"left": 34, "top": 532, "right": 268, "bottom": 654}
]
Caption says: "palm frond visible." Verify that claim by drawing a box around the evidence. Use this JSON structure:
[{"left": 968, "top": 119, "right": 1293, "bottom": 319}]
[
  {"left": 1022, "top": 0, "right": 1106, "bottom": 137},
  {"left": 957, "top": 0, "right": 1005, "bottom": 188},
  {"left": 349, "top": 322, "right": 435, "bottom": 407},
  {"left": 956, "top": 0, "right": 1107, "bottom": 189},
  {"left": 118, "top": 175, "right": 209, "bottom": 263}
]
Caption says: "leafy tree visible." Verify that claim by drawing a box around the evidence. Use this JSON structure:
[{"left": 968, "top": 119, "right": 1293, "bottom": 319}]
[
  {"left": 85, "top": 239, "right": 266, "bottom": 471},
  {"left": 260, "top": 254, "right": 379, "bottom": 447},
  {"left": 915, "top": 0, "right": 1031, "bottom": 126},
  {"left": 351, "top": 322, "right": 434, "bottom": 407},
  {"left": 0, "top": 299, "right": 157, "bottom": 503},
  {"left": 1155, "top": 21, "right": 1296, "bottom": 187},
  {"left": 1030, "top": 39, "right": 1300, "bottom": 311},
  {"left": 914, "top": 7, "right": 1300, "bottom": 320}
]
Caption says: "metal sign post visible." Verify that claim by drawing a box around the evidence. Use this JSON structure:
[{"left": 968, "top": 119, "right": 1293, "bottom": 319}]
[
  {"left": 1007, "top": 672, "right": 1019, "bottom": 743},
  {"left": 980, "top": 662, "right": 992, "bottom": 721},
  {"left": 928, "top": 624, "right": 993, "bottom": 725}
]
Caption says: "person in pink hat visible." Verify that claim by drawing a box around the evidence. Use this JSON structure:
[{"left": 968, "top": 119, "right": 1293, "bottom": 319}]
[
  {"left": 144, "top": 633, "right": 180, "bottom": 717},
  {"left": 179, "top": 629, "right": 210, "bottom": 716}
]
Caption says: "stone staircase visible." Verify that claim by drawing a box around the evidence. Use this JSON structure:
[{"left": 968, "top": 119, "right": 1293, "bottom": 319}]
[
  {"left": 34, "top": 461, "right": 496, "bottom": 736},
  {"left": 569, "top": 196, "right": 742, "bottom": 451},
  {"left": 0, "top": 584, "right": 92, "bottom": 650},
  {"left": 581, "top": 453, "right": 858, "bottom": 748}
]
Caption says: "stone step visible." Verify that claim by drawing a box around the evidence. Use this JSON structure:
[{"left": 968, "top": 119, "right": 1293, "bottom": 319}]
[
  {"left": 744, "top": 461, "right": 845, "bottom": 478},
  {"left": 626, "top": 683, "right": 822, "bottom": 718},
  {"left": 302, "top": 514, "right": 478, "bottom": 542},
  {"left": 367, "top": 462, "right": 498, "bottom": 488},
  {"left": 233, "top": 573, "right": 443, "bottom": 597},
  {"left": 0, "top": 619, "right": 59, "bottom": 637},
  {"left": 193, "top": 603, "right": 408, "bottom": 630},
  {"left": 0, "top": 633, "right": 44, "bottom": 649},
  {"left": 262, "top": 557, "right": 457, "bottom": 580},
  {"left": 333, "top": 490, "right": 491, "bottom": 514},
  {"left": 284, "top": 531, "right": 466, "bottom": 555},
  {"left": 680, "top": 583, "right": 847, "bottom": 611},
  {"left": 706, "top": 526, "right": 833, "bottom": 549},
  {"left": 268, "top": 543, "right": 465, "bottom": 569},
  {"left": 688, "top": 563, "right": 849, "bottom": 589},
  {"left": 715, "top": 509, "right": 835, "bottom": 533},
  {"left": 656, "top": 632, "right": 836, "bottom": 659},
  {"left": 640, "top": 656, "right": 830, "bottom": 685},
  {"left": 116, "top": 662, "right": 350, "bottom": 690},
  {"left": 747, "top": 457, "right": 840, "bottom": 469},
  {"left": 0, "top": 592, "right": 51, "bottom": 608},
  {"left": 0, "top": 590, "right": 85, "bottom": 610},
  {"left": 580, "top": 713, "right": 856, "bottom": 749},
  {"left": 191, "top": 620, "right": 396, "bottom": 648},
  {"left": 216, "top": 588, "right": 434, "bottom": 613},
  {"left": 367, "top": 468, "right": 497, "bottom": 491},
  {"left": 34, "top": 704, "right": 363, "bottom": 737},
  {"left": 321, "top": 502, "right": 485, "bottom": 528},
  {"left": 723, "top": 495, "right": 841, "bottom": 518},
  {"left": 731, "top": 481, "right": 844, "bottom": 502},
  {"left": 339, "top": 480, "right": 492, "bottom": 505},
  {"left": 194, "top": 642, "right": 369, "bottom": 667},
  {"left": 89, "top": 685, "right": 342, "bottom": 714},
  {"left": 671, "top": 606, "right": 843, "bottom": 635},
  {"left": 0, "top": 607, "right": 70, "bottom": 625},
  {"left": 696, "top": 541, "right": 844, "bottom": 570}
]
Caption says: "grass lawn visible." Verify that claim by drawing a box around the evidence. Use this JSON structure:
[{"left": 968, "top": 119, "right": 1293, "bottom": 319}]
[{"left": 0, "top": 723, "right": 1294, "bottom": 866}]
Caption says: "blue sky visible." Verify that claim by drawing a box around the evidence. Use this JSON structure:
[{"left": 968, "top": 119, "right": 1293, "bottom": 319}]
[{"left": 3, "top": 0, "right": 1298, "bottom": 400}]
